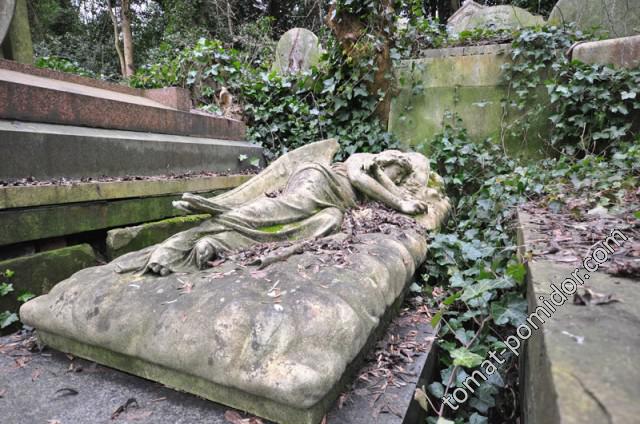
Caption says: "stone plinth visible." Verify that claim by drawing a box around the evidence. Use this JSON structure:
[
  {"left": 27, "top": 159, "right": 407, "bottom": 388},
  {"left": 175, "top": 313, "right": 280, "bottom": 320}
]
[
  {"left": 0, "top": 174, "right": 252, "bottom": 246},
  {"left": 572, "top": 35, "right": 640, "bottom": 69},
  {"left": 517, "top": 210, "right": 640, "bottom": 424},
  {"left": 0, "top": 244, "right": 97, "bottom": 322},
  {"left": 0, "top": 120, "right": 260, "bottom": 180},
  {"left": 20, "top": 228, "right": 428, "bottom": 424},
  {"left": 390, "top": 44, "right": 549, "bottom": 160},
  {"left": 0, "top": 66, "right": 245, "bottom": 140},
  {"left": 0, "top": 309, "right": 436, "bottom": 424}
]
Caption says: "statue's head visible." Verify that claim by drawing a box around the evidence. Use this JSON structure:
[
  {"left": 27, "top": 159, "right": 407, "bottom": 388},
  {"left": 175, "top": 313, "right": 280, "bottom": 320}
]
[{"left": 373, "top": 150, "right": 430, "bottom": 189}]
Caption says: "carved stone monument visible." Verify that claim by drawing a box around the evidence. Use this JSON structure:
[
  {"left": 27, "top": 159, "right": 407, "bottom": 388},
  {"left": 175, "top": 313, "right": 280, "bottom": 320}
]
[
  {"left": 20, "top": 139, "right": 450, "bottom": 424},
  {"left": 0, "top": 0, "right": 16, "bottom": 46},
  {"left": 448, "top": 0, "right": 545, "bottom": 34},
  {"left": 549, "top": 0, "right": 640, "bottom": 39},
  {"left": 274, "top": 28, "right": 322, "bottom": 74},
  {"left": 0, "top": 0, "right": 33, "bottom": 64}
]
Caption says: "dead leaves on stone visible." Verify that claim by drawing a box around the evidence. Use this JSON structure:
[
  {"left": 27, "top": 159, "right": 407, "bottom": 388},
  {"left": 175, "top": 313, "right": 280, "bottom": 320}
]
[
  {"left": 521, "top": 200, "right": 640, "bottom": 277},
  {"left": 224, "top": 410, "right": 264, "bottom": 424},
  {"left": 355, "top": 298, "right": 432, "bottom": 406}
]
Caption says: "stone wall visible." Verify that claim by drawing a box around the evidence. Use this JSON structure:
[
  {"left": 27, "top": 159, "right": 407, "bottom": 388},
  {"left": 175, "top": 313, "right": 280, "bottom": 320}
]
[
  {"left": 389, "top": 44, "right": 550, "bottom": 160},
  {"left": 0, "top": 175, "right": 252, "bottom": 333}
]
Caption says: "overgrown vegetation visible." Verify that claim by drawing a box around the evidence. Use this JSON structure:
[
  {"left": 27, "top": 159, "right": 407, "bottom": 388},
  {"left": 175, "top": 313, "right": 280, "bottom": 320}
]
[
  {"left": 417, "top": 25, "right": 640, "bottom": 423},
  {"left": 421, "top": 112, "right": 639, "bottom": 422},
  {"left": 0, "top": 269, "right": 34, "bottom": 330},
  {"left": 502, "top": 25, "right": 640, "bottom": 155}
]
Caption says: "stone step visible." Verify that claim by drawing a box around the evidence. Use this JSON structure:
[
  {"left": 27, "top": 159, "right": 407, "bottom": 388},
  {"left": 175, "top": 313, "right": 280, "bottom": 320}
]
[
  {"left": 0, "top": 120, "right": 262, "bottom": 180},
  {"left": 517, "top": 210, "right": 640, "bottom": 424},
  {"left": 0, "top": 174, "right": 251, "bottom": 246},
  {"left": 0, "top": 62, "right": 245, "bottom": 139}
]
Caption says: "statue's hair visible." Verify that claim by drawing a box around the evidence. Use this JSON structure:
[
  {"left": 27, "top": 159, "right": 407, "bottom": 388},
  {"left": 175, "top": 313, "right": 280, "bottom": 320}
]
[{"left": 399, "top": 152, "right": 431, "bottom": 201}]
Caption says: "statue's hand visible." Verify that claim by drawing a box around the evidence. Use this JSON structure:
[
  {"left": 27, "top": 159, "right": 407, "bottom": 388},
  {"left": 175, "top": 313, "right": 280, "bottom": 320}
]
[{"left": 399, "top": 199, "right": 428, "bottom": 215}]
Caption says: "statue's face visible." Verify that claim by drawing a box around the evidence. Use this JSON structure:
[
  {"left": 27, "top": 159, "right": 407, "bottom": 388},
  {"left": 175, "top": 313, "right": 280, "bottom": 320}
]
[
  {"left": 374, "top": 151, "right": 412, "bottom": 184},
  {"left": 383, "top": 163, "right": 406, "bottom": 184}
]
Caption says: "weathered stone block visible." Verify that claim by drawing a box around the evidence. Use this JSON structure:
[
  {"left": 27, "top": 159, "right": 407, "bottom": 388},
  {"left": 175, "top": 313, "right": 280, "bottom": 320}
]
[
  {"left": 550, "top": 0, "right": 640, "bottom": 39},
  {"left": 106, "top": 214, "right": 210, "bottom": 260},
  {"left": 448, "top": 1, "right": 544, "bottom": 34},
  {"left": 0, "top": 68, "right": 245, "bottom": 139},
  {"left": 0, "top": 0, "right": 14, "bottom": 46},
  {"left": 0, "top": 120, "right": 260, "bottom": 180},
  {"left": 0, "top": 307, "right": 437, "bottom": 423},
  {"left": 1, "top": 0, "right": 32, "bottom": 64},
  {"left": 0, "top": 244, "right": 96, "bottom": 317},
  {"left": 517, "top": 211, "right": 640, "bottom": 424},
  {"left": 390, "top": 46, "right": 549, "bottom": 160},
  {"left": 572, "top": 35, "right": 640, "bottom": 69},
  {"left": 21, "top": 229, "right": 428, "bottom": 424},
  {"left": 0, "top": 175, "right": 252, "bottom": 209}
]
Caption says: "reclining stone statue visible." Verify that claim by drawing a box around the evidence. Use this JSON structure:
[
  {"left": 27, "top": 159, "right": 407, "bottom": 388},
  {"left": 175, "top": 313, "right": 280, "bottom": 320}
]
[
  {"left": 20, "top": 139, "right": 451, "bottom": 424},
  {"left": 116, "top": 140, "right": 449, "bottom": 276}
]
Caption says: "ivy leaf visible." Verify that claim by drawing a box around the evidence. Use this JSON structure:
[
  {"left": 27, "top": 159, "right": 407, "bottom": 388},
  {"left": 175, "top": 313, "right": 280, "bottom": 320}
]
[
  {"left": 0, "top": 311, "right": 18, "bottom": 329},
  {"left": 461, "top": 279, "right": 509, "bottom": 302},
  {"left": 427, "top": 381, "right": 445, "bottom": 398},
  {"left": 621, "top": 91, "right": 636, "bottom": 100},
  {"left": 450, "top": 347, "right": 484, "bottom": 368},
  {"left": 506, "top": 263, "right": 526, "bottom": 284},
  {"left": 431, "top": 310, "right": 443, "bottom": 327},
  {"left": 238, "top": 154, "right": 248, "bottom": 161},
  {"left": 4, "top": 269, "right": 14, "bottom": 278},
  {"left": 249, "top": 157, "right": 261, "bottom": 168},
  {"left": 443, "top": 291, "right": 462, "bottom": 305},
  {"left": 0, "top": 283, "right": 13, "bottom": 297},
  {"left": 634, "top": 211, "right": 640, "bottom": 219},
  {"left": 17, "top": 292, "right": 35, "bottom": 303},
  {"left": 469, "top": 413, "right": 488, "bottom": 424},
  {"left": 491, "top": 293, "right": 527, "bottom": 326}
]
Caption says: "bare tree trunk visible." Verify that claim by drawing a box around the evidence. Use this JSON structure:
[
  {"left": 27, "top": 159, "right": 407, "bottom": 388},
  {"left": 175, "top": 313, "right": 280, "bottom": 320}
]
[
  {"left": 120, "top": 0, "right": 135, "bottom": 77},
  {"left": 106, "top": 0, "right": 126, "bottom": 76},
  {"left": 326, "top": 0, "right": 395, "bottom": 128},
  {"left": 225, "top": 0, "right": 234, "bottom": 39}
]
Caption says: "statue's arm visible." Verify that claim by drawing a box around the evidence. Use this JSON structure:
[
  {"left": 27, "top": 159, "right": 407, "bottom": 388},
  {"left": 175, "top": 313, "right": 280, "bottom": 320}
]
[{"left": 347, "top": 161, "right": 427, "bottom": 214}]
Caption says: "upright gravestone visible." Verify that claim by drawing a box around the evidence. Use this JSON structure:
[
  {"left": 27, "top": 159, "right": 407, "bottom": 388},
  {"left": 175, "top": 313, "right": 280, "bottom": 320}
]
[
  {"left": 274, "top": 28, "right": 322, "bottom": 74},
  {"left": 0, "top": 0, "right": 16, "bottom": 47},
  {"left": 549, "top": 0, "right": 640, "bottom": 39},
  {"left": 1, "top": 0, "right": 33, "bottom": 64},
  {"left": 448, "top": 0, "right": 544, "bottom": 34}
]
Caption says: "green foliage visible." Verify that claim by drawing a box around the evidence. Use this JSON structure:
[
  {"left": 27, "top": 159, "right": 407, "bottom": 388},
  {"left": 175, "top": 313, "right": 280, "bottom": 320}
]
[
  {"left": 35, "top": 56, "right": 96, "bottom": 78},
  {"left": 422, "top": 111, "right": 638, "bottom": 421},
  {"left": 502, "top": 25, "right": 640, "bottom": 156},
  {"left": 547, "top": 64, "right": 640, "bottom": 154},
  {"left": 0, "top": 269, "right": 18, "bottom": 330},
  {"left": 131, "top": 32, "right": 399, "bottom": 160}
]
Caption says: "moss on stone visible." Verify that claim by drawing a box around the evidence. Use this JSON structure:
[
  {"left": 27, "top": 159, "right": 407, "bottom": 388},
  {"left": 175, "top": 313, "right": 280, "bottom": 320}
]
[
  {"left": 106, "top": 214, "right": 210, "bottom": 260},
  {"left": 259, "top": 223, "right": 286, "bottom": 233},
  {"left": 0, "top": 244, "right": 96, "bottom": 330}
]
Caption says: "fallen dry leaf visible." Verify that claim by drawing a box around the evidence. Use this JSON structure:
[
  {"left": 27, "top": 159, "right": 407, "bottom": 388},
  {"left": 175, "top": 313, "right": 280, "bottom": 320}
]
[
  {"left": 224, "top": 410, "right": 264, "bottom": 424},
  {"left": 573, "top": 288, "right": 621, "bottom": 306},
  {"left": 111, "top": 397, "right": 138, "bottom": 419}
]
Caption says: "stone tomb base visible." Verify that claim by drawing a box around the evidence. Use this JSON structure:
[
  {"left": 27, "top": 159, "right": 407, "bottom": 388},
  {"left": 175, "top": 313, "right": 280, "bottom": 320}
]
[{"left": 20, "top": 229, "right": 427, "bottom": 424}]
